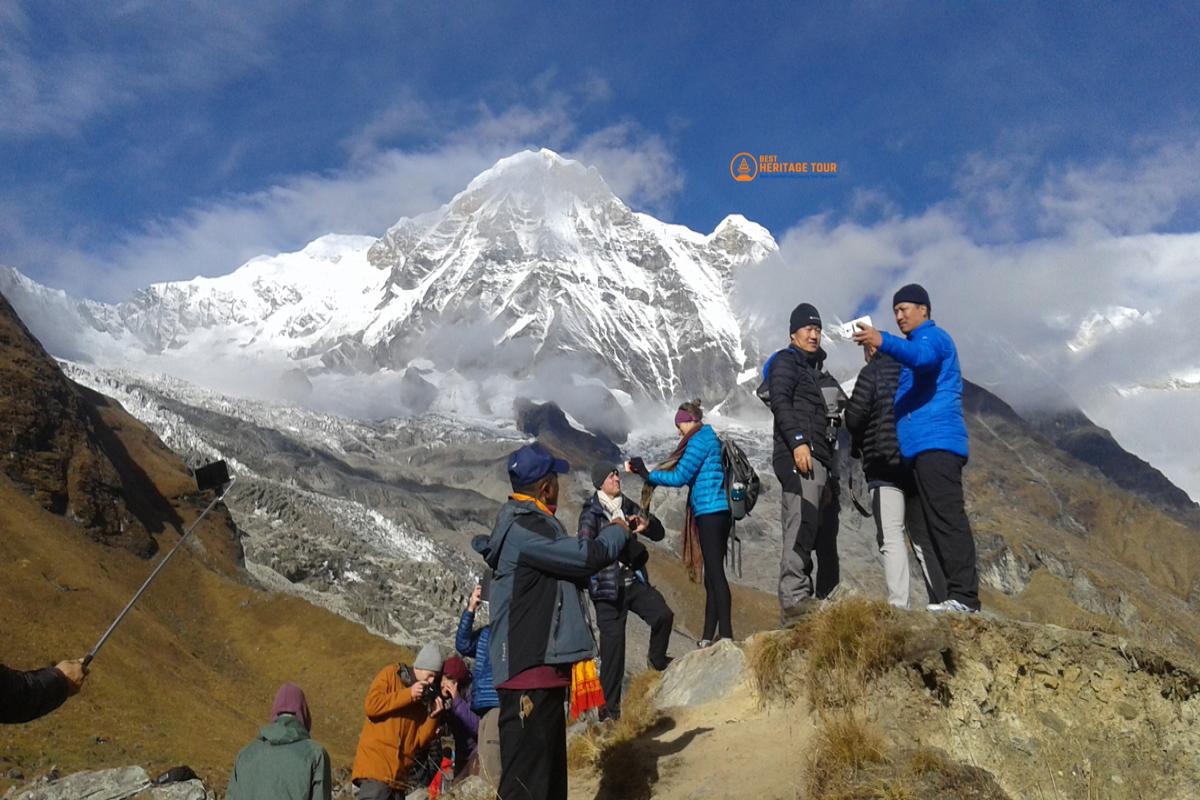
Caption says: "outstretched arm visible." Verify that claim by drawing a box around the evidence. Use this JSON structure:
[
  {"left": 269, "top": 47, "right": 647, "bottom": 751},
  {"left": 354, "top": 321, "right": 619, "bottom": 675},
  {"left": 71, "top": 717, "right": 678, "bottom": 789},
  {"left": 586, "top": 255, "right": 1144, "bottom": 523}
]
[
  {"left": 518, "top": 521, "right": 628, "bottom": 579},
  {"left": 647, "top": 435, "right": 706, "bottom": 487},
  {"left": 878, "top": 330, "right": 945, "bottom": 371}
]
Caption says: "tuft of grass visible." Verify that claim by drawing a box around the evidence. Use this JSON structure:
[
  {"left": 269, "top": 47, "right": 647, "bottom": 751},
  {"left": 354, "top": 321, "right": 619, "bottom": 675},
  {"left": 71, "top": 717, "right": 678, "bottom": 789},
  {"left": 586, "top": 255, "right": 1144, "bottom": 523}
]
[
  {"left": 748, "top": 627, "right": 805, "bottom": 703},
  {"left": 805, "top": 713, "right": 890, "bottom": 799},
  {"left": 566, "top": 724, "right": 604, "bottom": 773},
  {"left": 807, "top": 732, "right": 1013, "bottom": 800},
  {"left": 748, "top": 598, "right": 912, "bottom": 710},
  {"left": 804, "top": 598, "right": 909, "bottom": 709},
  {"left": 908, "top": 745, "right": 953, "bottom": 776}
]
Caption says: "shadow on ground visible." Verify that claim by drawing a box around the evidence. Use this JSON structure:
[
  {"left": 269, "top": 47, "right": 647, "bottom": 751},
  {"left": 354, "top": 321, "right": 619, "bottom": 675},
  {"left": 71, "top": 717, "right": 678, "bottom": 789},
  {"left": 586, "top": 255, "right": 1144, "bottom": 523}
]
[{"left": 592, "top": 717, "right": 713, "bottom": 800}]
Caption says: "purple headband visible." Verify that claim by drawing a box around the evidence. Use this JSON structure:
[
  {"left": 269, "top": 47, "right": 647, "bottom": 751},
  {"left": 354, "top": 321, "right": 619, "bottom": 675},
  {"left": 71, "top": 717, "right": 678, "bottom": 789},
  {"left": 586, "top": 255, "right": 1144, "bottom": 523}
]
[{"left": 674, "top": 409, "right": 699, "bottom": 426}]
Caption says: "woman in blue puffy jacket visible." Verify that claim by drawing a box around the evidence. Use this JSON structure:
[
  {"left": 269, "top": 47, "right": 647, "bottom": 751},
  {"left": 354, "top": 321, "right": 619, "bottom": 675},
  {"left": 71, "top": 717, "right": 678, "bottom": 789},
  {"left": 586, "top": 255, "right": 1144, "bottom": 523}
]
[{"left": 627, "top": 400, "right": 733, "bottom": 646}]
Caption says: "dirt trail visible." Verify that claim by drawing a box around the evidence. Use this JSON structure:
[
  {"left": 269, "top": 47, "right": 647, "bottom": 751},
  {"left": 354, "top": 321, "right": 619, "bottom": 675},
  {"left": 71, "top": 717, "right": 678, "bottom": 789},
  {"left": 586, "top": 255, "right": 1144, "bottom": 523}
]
[{"left": 569, "top": 680, "right": 816, "bottom": 800}]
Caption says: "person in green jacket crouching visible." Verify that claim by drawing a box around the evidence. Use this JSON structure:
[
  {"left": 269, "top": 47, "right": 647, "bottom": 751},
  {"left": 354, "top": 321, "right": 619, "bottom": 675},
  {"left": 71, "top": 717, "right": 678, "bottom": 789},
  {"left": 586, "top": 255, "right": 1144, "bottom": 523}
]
[{"left": 228, "top": 682, "right": 332, "bottom": 800}]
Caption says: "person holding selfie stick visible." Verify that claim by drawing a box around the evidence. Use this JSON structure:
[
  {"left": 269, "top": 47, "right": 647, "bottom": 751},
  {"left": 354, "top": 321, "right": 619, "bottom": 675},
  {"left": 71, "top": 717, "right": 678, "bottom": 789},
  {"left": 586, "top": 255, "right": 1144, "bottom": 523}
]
[
  {"left": 853, "top": 284, "right": 980, "bottom": 614},
  {"left": 0, "top": 659, "right": 87, "bottom": 724}
]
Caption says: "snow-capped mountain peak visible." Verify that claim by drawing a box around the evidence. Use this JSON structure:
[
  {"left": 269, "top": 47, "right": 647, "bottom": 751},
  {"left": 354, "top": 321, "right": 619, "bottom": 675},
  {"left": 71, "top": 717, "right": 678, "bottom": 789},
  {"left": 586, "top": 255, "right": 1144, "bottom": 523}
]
[{"left": 2, "top": 149, "right": 779, "bottom": 408}]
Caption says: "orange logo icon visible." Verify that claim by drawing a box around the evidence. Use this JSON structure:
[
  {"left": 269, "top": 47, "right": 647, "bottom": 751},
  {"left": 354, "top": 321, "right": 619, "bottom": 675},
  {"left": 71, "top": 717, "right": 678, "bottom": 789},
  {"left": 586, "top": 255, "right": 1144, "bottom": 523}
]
[{"left": 730, "top": 152, "right": 758, "bottom": 182}]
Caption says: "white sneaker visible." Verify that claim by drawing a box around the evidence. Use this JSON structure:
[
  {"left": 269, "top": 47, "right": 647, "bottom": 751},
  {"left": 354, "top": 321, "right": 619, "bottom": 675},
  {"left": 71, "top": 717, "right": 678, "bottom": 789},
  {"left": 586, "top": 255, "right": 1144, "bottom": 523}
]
[{"left": 926, "top": 599, "right": 978, "bottom": 614}]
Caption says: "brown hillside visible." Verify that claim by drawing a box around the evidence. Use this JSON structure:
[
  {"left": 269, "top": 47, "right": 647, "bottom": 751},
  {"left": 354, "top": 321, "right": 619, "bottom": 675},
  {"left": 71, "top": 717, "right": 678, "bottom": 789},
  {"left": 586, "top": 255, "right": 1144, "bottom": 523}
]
[
  {"left": 0, "top": 292, "right": 409, "bottom": 793},
  {"left": 0, "top": 291, "right": 158, "bottom": 556}
]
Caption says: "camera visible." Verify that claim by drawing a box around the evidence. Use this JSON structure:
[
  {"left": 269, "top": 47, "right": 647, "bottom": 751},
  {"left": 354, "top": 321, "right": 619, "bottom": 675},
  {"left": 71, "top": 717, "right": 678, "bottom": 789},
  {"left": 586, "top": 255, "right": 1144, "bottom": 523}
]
[{"left": 420, "top": 681, "right": 439, "bottom": 712}]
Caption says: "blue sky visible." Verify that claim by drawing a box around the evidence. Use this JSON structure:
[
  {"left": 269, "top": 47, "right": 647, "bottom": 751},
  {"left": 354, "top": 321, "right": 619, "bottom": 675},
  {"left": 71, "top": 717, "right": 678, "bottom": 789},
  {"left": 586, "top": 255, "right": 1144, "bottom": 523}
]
[{"left": 3, "top": 1, "right": 1200, "bottom": 301}]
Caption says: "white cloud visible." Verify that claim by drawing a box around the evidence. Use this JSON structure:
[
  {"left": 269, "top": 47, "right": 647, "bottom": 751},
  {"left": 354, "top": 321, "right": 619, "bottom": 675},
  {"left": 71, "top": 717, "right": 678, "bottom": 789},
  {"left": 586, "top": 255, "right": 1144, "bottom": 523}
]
[
  {"left": 10, "top": 96, "right": 686, "bottom": 302},
  {"left": 737, "top": 139, "right": 1200, "bottom": 499},
  {"left": 0, "top": 1, "right": 285, "bottom": 138}
]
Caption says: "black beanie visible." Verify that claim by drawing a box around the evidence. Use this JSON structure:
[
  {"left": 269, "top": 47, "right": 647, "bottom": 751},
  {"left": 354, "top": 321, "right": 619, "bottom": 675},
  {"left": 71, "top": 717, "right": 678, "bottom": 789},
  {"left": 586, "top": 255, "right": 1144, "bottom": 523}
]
[
  {"left": 789, "top": 303, "right": 822, "bottom": 333},
  {"left": 591, "top": 461, "right": 618, "bottom": 490},
  {"left": 892, "top": 283, "right": 931, "bottom": 310}
]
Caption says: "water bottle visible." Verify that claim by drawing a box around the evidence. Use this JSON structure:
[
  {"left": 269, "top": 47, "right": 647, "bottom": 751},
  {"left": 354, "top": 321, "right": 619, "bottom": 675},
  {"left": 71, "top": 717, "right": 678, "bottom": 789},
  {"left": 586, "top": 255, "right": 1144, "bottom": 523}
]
[{"left": 730, "top": 481, "right": 747, "bottom": 519}]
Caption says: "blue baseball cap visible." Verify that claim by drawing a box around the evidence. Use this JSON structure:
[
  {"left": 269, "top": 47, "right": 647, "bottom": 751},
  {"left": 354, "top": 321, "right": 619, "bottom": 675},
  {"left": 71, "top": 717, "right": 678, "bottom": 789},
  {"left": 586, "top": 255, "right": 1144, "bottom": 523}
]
[{"left": 508, "top": 442, "right": 570, "bottom": 489}]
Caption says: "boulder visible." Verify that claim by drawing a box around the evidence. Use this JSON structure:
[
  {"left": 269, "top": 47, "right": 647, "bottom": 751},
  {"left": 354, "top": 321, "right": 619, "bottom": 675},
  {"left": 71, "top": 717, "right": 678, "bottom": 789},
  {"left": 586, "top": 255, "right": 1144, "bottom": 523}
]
[
  {"left": 653, "top": 639, "right": 748, "bottom": 709},
  {"left": 445, "top": 775, "right": 496, "bottom": 800},
  {"left": 7, "top": 767, "right": 213, "bottom": 800}
]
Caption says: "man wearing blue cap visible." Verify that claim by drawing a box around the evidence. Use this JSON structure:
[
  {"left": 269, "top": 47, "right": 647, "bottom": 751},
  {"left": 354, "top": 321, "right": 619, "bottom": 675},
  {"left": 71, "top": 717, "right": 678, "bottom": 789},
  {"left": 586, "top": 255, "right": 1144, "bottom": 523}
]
[
  {"left": 477, "top": 442, "right": 629, "bottom": 800},
  {"left": 853, "top": 284, "right": 981, "bottom": 613}
]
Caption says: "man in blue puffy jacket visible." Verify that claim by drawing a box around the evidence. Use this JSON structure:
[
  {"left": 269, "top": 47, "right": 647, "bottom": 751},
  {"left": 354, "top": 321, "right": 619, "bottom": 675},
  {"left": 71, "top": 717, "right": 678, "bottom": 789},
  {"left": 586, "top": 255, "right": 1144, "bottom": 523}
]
[{"left": 853, "top": 284, "right": 981, "bottom": 613}]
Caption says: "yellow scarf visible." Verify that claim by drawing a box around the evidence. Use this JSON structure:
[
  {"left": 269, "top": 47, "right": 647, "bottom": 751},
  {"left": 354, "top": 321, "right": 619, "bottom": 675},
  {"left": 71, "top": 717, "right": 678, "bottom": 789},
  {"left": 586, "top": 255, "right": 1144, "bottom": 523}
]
[{"left": 511, "top": 493, "right": 554, "bottom": 516}]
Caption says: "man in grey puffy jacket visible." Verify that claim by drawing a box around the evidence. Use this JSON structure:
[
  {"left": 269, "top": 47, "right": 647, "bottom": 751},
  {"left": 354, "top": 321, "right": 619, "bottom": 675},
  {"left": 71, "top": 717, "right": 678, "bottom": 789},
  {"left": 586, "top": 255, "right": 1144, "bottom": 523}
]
[{"left": 479, "top": 442, "right": 628, "bottom": 800}]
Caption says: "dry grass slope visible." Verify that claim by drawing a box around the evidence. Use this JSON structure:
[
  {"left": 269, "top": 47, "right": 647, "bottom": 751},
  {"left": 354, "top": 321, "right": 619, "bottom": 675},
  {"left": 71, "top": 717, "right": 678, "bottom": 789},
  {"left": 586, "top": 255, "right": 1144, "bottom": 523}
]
[{"left": 0, "top": 391, "right": 412, "bottom": 794}]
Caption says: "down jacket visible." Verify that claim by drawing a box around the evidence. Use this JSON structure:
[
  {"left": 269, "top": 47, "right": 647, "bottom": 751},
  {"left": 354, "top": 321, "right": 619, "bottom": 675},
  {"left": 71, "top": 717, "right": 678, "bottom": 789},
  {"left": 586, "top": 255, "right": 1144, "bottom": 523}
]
[
  {"left": 646, "top": 424, "right": 729, "bottom": 517},
  {"left": 844, "top": 353, "right": 904, "bottom": 484},
  {"left": 878, "top": 320, "right": 969, "bottom": 459},
  {"left": 454, "top": 611, "right": 498, "bottom": 713},
  {"left": 767, "top": 345, "right": 838, "bottom": 469},
  {"left": 577, "top": 492, "right": 665, "bottom": 602}
]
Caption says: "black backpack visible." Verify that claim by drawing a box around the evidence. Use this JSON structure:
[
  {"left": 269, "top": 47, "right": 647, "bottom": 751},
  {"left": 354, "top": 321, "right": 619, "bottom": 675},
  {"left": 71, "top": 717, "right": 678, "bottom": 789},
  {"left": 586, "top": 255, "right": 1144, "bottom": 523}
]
[{"left": 720, "top": 437, "right": 761, "bottom": 520}]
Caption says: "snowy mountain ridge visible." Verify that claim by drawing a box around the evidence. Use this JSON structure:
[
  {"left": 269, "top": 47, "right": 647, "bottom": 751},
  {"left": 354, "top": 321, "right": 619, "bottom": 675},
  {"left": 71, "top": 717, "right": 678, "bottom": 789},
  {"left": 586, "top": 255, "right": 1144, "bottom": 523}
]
[{"left": 1, "top": 149, "right": 775, "bottom": 408}]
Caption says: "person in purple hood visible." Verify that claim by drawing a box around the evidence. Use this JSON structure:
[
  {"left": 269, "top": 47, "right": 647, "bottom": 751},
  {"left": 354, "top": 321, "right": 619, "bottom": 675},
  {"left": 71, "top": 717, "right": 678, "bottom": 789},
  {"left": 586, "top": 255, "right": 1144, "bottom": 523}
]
[{"left": 227, "top": 682, "right": 332, "bottom": 800}]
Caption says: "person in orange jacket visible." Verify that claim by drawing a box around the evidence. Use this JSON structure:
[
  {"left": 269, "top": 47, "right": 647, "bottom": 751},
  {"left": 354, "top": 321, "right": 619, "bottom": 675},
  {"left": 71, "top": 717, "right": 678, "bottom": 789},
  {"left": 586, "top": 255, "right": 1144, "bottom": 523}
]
[{"left": 351, "top": 643, "right": 447, "bottom": 799}]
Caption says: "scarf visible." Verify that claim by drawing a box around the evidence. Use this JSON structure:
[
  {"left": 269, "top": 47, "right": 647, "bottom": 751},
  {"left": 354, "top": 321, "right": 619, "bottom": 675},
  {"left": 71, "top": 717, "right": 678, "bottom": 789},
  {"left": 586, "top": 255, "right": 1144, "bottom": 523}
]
[
  {"left": 596, "top": 490, "right": 625, "bottom": 522},
  {"left": 640, "top": 426, "right": 704, "bottom": 583},
  {"left": 511, "top": 493, "right": 555, "bottom": 516},
  {"left": 568, "top": 659, "right": 605, "bottom": 719}
]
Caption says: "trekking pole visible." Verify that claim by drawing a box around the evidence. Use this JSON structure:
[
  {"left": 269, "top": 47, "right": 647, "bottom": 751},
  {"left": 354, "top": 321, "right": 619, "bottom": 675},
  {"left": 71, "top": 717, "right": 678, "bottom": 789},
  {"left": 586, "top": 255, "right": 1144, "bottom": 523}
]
[{"left": 83, "top": 461, "right": 235, "bottom": 669}]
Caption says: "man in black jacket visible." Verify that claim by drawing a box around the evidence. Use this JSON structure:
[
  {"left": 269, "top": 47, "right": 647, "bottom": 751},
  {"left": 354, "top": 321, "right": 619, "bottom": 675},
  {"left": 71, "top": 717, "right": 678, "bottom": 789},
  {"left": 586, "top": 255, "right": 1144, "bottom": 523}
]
[
  {"left": 578, "top": 462, "right": 673, "bottom": 720},
  {"left": 1, "top": 658, "right": 87, "bottom": 724},
  {"left": 768, "top": 303, "right": 843, "bottom": 622},
  {"left": 844, "top": 344, "right": 947, "bottom": 609}
]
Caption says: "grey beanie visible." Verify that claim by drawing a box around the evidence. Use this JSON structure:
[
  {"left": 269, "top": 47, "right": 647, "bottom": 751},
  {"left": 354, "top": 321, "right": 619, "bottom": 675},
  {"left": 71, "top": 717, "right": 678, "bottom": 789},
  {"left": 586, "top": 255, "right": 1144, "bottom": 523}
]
[
  {"left": 413, "top": 642, "right": 444, "bottom": 672},
  {"left": 591, "top": 461, "right": 619, "bottom": 490}
]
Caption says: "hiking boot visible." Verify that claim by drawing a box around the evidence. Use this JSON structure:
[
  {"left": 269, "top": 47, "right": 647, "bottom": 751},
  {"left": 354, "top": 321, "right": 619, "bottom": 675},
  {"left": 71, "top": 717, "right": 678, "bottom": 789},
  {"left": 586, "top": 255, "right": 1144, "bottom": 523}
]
[
  {"left": 926, "top": 599, "right": 979, "bottom": 614},
  {"left": 647, "top": 655, "right": 673, "bottom": 672},
  {"left": 780, "top": 599, "right": 819, "bottom": 627},
  {"left": 696, "top": 638, "right": 721, "bottom": 649}
]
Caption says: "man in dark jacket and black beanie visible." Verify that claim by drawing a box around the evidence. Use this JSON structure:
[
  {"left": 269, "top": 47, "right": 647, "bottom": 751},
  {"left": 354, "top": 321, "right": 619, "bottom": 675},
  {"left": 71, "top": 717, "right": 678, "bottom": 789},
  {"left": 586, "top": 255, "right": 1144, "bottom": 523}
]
[
  {"left": 844, "top": 344, "right": 947, "bottom": 609},
  {"left": 480, "top": 443, "right": 628, "bottom": 800},
  {"left": 768, "top": 303, "right": 844, "bottom": 622},
  {"left": 578, "top": 462, "right": 673, "bottom": 720},
  {"left": 1, "top": 658, "right": 86, "bottom": 724}
]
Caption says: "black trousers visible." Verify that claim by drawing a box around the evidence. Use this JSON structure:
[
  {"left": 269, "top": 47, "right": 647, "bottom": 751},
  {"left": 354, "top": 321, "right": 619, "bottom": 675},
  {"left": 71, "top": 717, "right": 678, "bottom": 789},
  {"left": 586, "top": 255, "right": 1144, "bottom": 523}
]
[
  {"left": 910, "top": 450, "right": 980, "bottom": 609},
  {"left": 595, "top": 579, "right": 675, "bottom": 715},
  {"left": 498, "top": 686, "right": 567, "bottom": 800},
  {"left": 697, "top": 511, "right": 734, "bottom": 641},
  {"left": 899, "top": 472, "right": 949, "bottom": 604}
]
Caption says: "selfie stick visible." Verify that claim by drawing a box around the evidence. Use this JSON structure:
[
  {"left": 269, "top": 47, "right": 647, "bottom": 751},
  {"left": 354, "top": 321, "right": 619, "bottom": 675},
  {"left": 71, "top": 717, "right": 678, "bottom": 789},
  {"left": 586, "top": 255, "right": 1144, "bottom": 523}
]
[{"left": 83, "top": 463, "right": 235, "bottom": 668}]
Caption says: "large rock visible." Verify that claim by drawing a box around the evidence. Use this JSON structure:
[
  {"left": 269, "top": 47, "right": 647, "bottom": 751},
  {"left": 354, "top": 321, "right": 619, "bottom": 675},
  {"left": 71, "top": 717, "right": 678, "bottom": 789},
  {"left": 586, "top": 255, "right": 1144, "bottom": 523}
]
[
  {"left": 513, "top": 398, "right": 620, "bottom": 467},
  {"left": 444, "top": 777, "right": 494, "bottom": 800},
  {"left": 653, "top": 639, "right": 748, "bottom": 709},
  {"left": 5, "top": 767, "right": 213, "bottom": 800}
]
